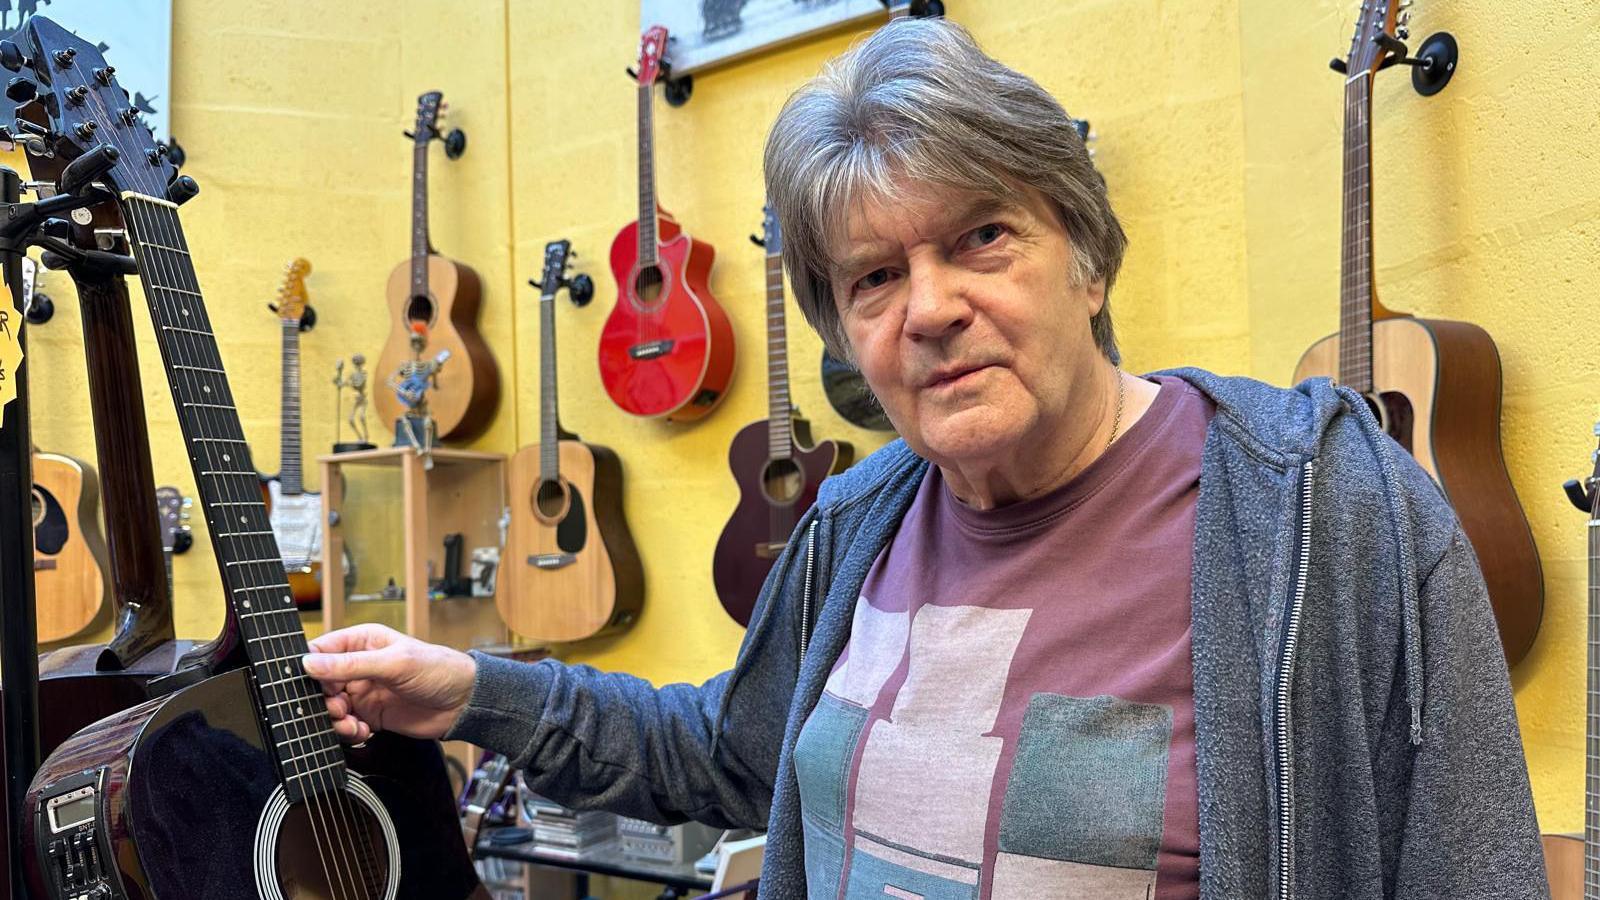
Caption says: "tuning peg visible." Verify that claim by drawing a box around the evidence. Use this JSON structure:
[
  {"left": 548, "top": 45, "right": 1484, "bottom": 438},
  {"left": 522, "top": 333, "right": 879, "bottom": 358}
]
[
  {"left": 750, "top": 234, "right": 765, "bottom": 247},
  {"left": 1396, "top": 26, "right": 1410, "bottom": 40},
  {"left": 166, "top": 175, "right": 200, "bottom": 206},
  {"left": 5, "top": 76, "right": 35, "bottom": 103},
  {"left": 0, "top": 40, "right": 24, "bottom": 72},
  {"left": 93, "top": 66, "right": 116, "bottom": 86},
  {"left": 626, "top": 66, "right": 639, "bottom": 81},
  {"left": 1329, "top": 58, "right": 1349, "bottom": 74}
]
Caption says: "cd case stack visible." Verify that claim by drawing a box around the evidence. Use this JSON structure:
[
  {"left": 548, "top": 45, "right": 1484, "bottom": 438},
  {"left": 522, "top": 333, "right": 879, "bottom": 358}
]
[{"left": 523, "top": 796, "right": 617, "bottom": 859}]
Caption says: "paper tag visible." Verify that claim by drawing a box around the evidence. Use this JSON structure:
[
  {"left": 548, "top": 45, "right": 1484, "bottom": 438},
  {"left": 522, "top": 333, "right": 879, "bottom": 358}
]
[{"left": 0, "top": 258, "right": 31, "bottom": 417}]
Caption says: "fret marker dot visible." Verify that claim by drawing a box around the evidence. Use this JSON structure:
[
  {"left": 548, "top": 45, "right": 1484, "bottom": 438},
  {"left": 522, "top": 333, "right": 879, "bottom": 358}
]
[
  {"left": 240, "top": 515, "right": 248, "bottom": 523},
  {"left": 284, "top": 665, "right": 292, "bottom": 675},
  {"left": 296, "top": 706, "right": 304, "bottom": 716},
  {"left": 181, "top": 307, "right": 190, "bottom": 316},
  {"left": 243, "top": 600, "right": 251, "bottom": 608},
  {"left": 283, "top": 595, "right": 292, "bottom": 605},
  {"left": 222, "top": 454, "right": 231, "bottom": 462},
  {"left": 203, "top": 385, "right": 212, "bottom": 393}
]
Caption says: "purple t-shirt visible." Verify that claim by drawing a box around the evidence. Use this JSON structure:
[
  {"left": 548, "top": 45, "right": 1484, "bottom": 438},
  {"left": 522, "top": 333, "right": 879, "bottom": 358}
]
[{"left": 794, "top": 376, "right": 1211, "bottom": 900}]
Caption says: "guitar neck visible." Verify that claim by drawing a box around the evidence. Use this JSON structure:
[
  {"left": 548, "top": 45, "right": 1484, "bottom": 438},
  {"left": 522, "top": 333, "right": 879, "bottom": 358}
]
[
  {"left": 539, "top": 288, "right": 560, "bottom": 480},
  {"left": 765, "top": 249, "right": 792, "bottom": 460},
  {"left": 637, "top": 80, "right": 659, "bottom": 267},
  {"left": 1587, "top": 503, "right": 1600, "bottom": 885},
  {"left": 279, "top": 318, "right": 303, "bottom": 494},
  {"left": 121, "top": 192, "right": 346, "bottom": 802},
  {"left": 410, "top": 139, "right": 431, "bottom": 301},
  {"left": 1337, "top": 73, "right": 1375, "bottom": 395}
]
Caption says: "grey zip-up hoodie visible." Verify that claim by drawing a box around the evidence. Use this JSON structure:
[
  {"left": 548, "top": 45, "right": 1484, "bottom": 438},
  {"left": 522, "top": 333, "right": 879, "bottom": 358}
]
[{"left": 448, "top": 369, "right": 1548, "bottom": 898}]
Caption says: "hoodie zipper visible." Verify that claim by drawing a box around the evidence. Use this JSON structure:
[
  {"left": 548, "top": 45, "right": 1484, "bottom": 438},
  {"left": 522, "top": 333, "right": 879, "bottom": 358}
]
[
  {"left": 1274, "top": 460, "right": 1314, "bottom": 900},
  {"left": 799, "top": 520, "right": 819, "bottom": 664}
]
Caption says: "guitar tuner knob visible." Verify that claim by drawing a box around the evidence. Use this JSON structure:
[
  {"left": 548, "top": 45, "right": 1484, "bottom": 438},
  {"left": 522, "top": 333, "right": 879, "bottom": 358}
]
[
  {"left": 93, "top": 66, "right": 115, "bottom": 85},
  {"left": 74, "top": 121, "right": 98, "bottom": 140},
  {"left": 52, "top": 47, "right": 76, "bottom": 67},
  {"left": 119, "top": 107, "right": 139, "bottom": 126},
  {"left": 66, "top": 85, "right": 88, "bottom": 105},
  {"left": 5, "top": 76, "right": 36, "bottom": 102},
  {"left": 0, "top": 40, "right": 23, "bottom": 72}
]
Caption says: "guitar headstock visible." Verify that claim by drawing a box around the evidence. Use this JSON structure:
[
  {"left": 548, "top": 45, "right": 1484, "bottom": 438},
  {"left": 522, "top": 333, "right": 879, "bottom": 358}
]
[
  {"left": 759, "top": 205, "right": 782, "bottom": 257},
  {"left": 636, "top": 26, "right": 670, "bottom": 85},
  {"left": 6, "top": 16, "right": 177, "bottom": 200},
  {"left": 412, "top": 91, "right": 444, "bottom": 145},
  {"left": 1342, "top": 0, "right": 1407, "bottom": 78},
  {"left": 274, "top": 258, "right": 312, "bottom": 325},
  {"left": 155, "top": 485, "right": 193, "bottom": 555},
  {"left": 536, "top": 240, "right": 572, "bottom": 299}
]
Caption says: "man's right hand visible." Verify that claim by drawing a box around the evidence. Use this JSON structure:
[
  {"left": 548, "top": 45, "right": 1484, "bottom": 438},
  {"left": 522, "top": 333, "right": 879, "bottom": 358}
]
[{"left": 302, "top": 623, "right": 478, "bottom": 743}]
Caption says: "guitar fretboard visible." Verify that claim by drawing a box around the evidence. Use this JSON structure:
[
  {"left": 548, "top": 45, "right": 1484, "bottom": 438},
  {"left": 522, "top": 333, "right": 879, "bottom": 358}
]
[
  {"left": 1587, "top": 496, "right": 1599, "bottom": 889},
  {"left": 636, "top": 80, "right": 659, "bottom": 267},
  {"left": 410, "top": 138, "right": 431, "bottom": 304},
  {"left": 1337, "top": 74, "right": 1375, "bottom": 395},
  {"left": 121, "top": 193, "right": 346, "bottom": 804},
  {"left": 765, "top": 249, "right": 792, "bottom": 461},
  {"left": 279, "top": 317, "right": 303, "bottom": 495},
  {"left": 539, "top": 286, "right": 561, "bottom": 481}
]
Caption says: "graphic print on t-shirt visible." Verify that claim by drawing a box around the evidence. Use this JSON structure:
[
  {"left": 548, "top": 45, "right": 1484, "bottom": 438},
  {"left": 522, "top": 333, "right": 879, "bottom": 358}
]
[{"left": 794, "top": 376, "right": 1211, "bottom": 900}]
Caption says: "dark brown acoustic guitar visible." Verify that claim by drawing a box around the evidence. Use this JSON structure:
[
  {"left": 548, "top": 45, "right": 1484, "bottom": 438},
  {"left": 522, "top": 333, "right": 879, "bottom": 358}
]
[
  {"left": 13, "top": 22, "right": 486, "bottom": 899},
  {"left": 373, "top": 91, "right": 499, "bottom": 441},
  {"left": 1293, "top": 0, "right": 1542, "bottom": 666},
  {"left": 714, "top": 207, "right": 852, "bottom": 626},
  {"left": 502, "top": 240, "right": 644, "bottom": 642}
]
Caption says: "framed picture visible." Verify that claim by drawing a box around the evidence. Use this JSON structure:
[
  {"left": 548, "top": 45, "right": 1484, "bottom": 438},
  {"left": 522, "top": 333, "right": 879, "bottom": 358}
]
[
  {"left": 7, "top": 0, "right": 173, "bottom": 139},
  {"left": 641, "top": 0, "right": 887, "bottom": 76}
]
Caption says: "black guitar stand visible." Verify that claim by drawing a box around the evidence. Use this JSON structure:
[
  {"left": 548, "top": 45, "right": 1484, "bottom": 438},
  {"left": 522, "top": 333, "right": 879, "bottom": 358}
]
[{"left": 0, "top": 144, "right": 136, "bottom": 900}]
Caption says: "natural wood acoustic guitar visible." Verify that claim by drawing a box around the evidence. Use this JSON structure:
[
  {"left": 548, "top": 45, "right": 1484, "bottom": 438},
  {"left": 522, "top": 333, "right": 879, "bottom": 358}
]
[
  {"left": 1293, "top": 0, "right": 1542, "bottom": 666},
  {"left": 374, "top": 90, "right": 499, "bottom": 441},
  {"left": 503, "top": 240, "right": 644, "bottom": 642},
  {"left": 31, "top": 449, "right": 109, "bottom": 643},
  {"left": 714, "top": 207, "right": 851, "bottom": 626},
  {"left": 599, "top": 25, "right": 736, "bottom": 422}
]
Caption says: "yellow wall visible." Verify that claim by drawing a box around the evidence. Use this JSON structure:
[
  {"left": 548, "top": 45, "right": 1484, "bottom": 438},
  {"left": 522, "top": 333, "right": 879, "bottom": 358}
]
[{"left": 16, "top": 0, "right": 1597, "bottom": 847}]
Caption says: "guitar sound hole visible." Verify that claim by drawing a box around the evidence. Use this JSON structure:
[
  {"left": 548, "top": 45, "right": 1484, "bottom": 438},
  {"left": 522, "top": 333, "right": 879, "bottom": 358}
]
[
  {"left": 1363, "top": 390, "right": 1416, "bottom": 454},
  {"left": 404, "top": 294, "right": 436, "bottom": 327},
  {"left": 533, "top": 477, "right": 570, "bottom": 522},
  {"left": 273, "top": 798, "right": 392, "bottom": 898},
  {"left": 761, "top": 458, "right": 804, "bottom": 506},
  {"left": 634, "top": 265, "right": 665, "bottom": 307},
  {"left": 30, "top": 488, "right": 43, "bottom": 528}
]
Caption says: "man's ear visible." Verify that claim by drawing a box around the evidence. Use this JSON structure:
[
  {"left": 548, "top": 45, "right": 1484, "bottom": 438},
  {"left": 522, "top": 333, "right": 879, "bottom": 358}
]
[{"left": 1084, "top": 278, "right": 1108, "bottom": 317}]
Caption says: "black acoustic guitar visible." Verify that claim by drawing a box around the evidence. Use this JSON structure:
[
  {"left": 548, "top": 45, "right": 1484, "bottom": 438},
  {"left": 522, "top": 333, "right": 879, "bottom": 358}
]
[{"left": 15, "top": 20, "right": 485, "bottom": 900}]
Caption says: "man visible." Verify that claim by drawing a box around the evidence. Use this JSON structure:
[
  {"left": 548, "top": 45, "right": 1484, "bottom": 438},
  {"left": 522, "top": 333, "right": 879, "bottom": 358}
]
[{"left": 303, "top": 19, "right": 1546, "bottom": 899}]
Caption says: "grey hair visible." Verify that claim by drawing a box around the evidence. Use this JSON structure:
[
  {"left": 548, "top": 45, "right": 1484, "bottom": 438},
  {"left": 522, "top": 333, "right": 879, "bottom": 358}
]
[{"left": 763, "top": 18, "right": 1125, "bottom": 365}]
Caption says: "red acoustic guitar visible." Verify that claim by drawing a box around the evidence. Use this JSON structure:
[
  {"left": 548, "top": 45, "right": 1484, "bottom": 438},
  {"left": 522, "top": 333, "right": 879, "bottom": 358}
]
[{"left": 599, "top": 25, "right": 735, "bottom": 422}]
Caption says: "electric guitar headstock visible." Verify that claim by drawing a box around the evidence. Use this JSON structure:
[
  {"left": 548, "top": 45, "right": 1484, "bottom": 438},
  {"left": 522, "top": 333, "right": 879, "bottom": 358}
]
[
  {"left": 270, "top": 257, "right": 313, "bottom": 329},
  {"left": 410, "top": 91, "right": 444, "bottom": 145},
  {"left": 530, "top": 239, "right": 592, "bottom": 306}
]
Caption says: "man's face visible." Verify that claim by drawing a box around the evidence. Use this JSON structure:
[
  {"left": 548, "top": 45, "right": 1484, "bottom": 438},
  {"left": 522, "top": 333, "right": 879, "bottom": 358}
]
[{"left": 830, "top": 182, "right": 1106, "bottom": 470}]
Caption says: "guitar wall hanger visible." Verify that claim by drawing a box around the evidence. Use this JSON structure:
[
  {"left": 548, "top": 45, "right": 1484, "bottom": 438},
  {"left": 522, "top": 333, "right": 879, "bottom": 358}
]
[
  {"left": 625, "top": 42, "right": 693, "bottom": 108},
  {"left": 1329, "top": 29, "right": 1457, "bottom": 97},
  {"left": 402, "top": 101, "right": 467, "bottom": 160},
  {"left": 528, "top": 251, "right": 594, "bottom": 307},
  {"left": 267, "top": 300, "right": 316, "bottom": 330}
]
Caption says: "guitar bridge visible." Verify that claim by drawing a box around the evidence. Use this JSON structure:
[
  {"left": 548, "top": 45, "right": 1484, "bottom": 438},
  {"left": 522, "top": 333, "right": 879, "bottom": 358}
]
[
  {"left": 529, "top": 553, "right": 577, "bottom": 570},
  {"left": 627, "top": 339, "right": 675, "bottom": 360}
]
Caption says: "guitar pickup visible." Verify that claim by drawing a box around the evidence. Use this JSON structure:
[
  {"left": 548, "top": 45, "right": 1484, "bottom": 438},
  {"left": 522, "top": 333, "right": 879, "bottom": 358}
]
[
  {"left": 627, "top": 339, "right": 675, "bottom": 360},
  {"left": 529, "top": 553, "right": 576, "bottom": 570},
  {"left": 754, "top": 542, "right": 786, "bottom": 560}
]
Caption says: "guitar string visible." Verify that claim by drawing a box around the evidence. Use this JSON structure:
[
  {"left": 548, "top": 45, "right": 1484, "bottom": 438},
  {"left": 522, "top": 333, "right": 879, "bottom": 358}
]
[
  {"left": 124, "top": 194, "right": 371, "bottom": 900},
  {"left": 54, "top": 55, "right": 376, "bottom": 900}
]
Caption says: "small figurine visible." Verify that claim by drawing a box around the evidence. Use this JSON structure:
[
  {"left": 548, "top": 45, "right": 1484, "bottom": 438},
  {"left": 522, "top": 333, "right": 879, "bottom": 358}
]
[
  {"left": 332, "top": 354, "right": 377, "bottom": 453},
  {"left": 388, "top": 322, "right": 451, "bottom": 454}
]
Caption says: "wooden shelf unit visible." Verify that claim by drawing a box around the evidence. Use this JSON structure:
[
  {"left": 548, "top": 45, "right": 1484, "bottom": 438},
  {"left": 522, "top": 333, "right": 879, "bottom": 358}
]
[{"left": 318, "top": 446, "right": 509, "bottom": 648}]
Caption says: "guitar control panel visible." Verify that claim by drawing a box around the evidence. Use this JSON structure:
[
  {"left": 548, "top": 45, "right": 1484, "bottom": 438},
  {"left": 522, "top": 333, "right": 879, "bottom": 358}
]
[{"left": 35, "top": 769, "right": 124, "bottom": 900}]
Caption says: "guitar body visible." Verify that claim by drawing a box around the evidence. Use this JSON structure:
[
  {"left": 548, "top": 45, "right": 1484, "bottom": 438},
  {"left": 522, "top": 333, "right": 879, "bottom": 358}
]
[
  {"left": 501, "top": 439, "right": 644, "bottom": 641},
  {"left": 600, "top": 214, "right": 735, "bottom": 422},
  {"left": 23, "top": 667, "right": 486, "bottom": 900},
  {"left": 261, "top": 477, "right": 325, "bottom": 608},
  {"left": 375, "top": 253, "right": 498, "bottom": 441},
  {"left": 1293, "top": 315, "right": 1543, "bottom": 664},
  {"left": 31, "top": 451, "right": 110, "bottom": 643},
  {"left": 1543, "top": 833, "right": 1581, "bottom": 900},
  {"left": 713, "top": 418, "right": 851, "bottom": 626}
]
